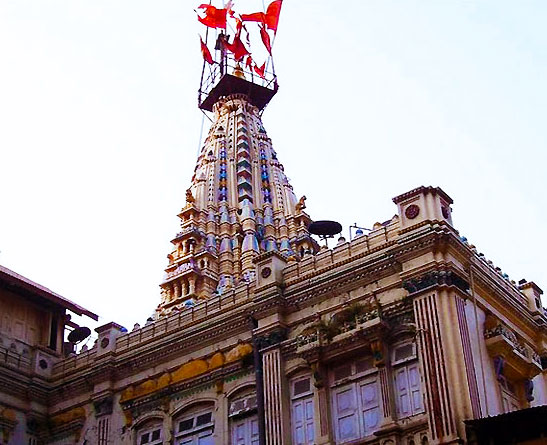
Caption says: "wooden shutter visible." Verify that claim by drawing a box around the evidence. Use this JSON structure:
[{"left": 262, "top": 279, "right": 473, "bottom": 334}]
[
  {"left": 232, "top": 418, "right": 248, "bottom": 445},
  {"left": 231, "top": 415, "right": 259, "bottom": 445},
  {"left": 250, "top": 416, "right": 260, "bottom": 445},
  {"left": 332, "top": 384, "right": 359, "bottom": 442},
  {"left": 360, "top": 379, "right": 380, "bottom": 435},
  {"left": 407, "top": 363, "right": 424, "bottom": 414},
  {"left": 292, "top": 396, "right": 314, "bottom": 444},
  {"left": 395, "top": 367, "right": 411, "bottom": 417}
]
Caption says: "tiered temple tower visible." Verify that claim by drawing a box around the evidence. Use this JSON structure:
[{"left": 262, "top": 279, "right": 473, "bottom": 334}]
[{"left": 157, "top": 90, "right": 317, "bottom": 316}]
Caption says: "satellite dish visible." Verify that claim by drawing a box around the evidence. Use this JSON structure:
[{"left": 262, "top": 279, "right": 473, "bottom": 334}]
[
  {"left": 308, "top": 220, "right": 342, "bottom": 237},
  {"left": 68, "top": 326, "right": 91, "bottom": 344}
]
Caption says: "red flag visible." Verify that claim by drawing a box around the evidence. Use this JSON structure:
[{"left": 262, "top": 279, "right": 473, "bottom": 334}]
[
  {"left": 224, "top": 34, "right": 250, "bottom": 61},
  {"left": 245, "top": 55, "right": 253, "bottom": 70},
  {"left": 235, "top": 17, "right": 243, "bottom": 34},
  {"left": 197, "top": 4, "right": 227, "bottom": 29},
  {"left": 240, "top": 11, "right": 266, "bottom": 23},
  {"left": 240, "top": 1, "right": 282, "bottom": 31},
  {"left": 265, "top": 0, "right": 282, "bottom": 32},
  {"left": 200, "top": 36, "right": 214, "bottom": 64},
  {"left": 260, "top": 25, "right": 272, "bottom": 54},
  {"left": 254, "top": 61, "right": 266, "bottom": 78}
]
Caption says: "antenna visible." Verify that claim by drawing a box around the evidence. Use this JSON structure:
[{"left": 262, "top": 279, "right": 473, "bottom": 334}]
[
  {"left": 308, "top": 220, "right": 342, "bottom": 248},
  {"left": 67, "top": 326, "right": 91, "bottom": 344},
  {"left": 349, "top": 223, "right": 371, "bottom": 241}
]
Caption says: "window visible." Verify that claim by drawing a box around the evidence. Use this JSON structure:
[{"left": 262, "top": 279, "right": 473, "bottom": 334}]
[
  {"left": 330, "top": 359, "right": 381, "bottom": 443},
  {"left": 291, "top": 376, "right": 315, "bottom": 445},
  {"left": 499, "top": 378, "right": 520, "bottom": 413},
  {"left": 136, "top": 420, "right": 163, "bottom": 445},
  {"left": 231, "top": 416, "right": 259, "bottom": 445},
  {"left": 392, "top": 343, "right": 424, "bottom": 419},
  {"left": 229, "top": 391, "right": 259, "bottom": 445},
  {"left": 174, "top": 405, "right": 214, "bottom": 445}
]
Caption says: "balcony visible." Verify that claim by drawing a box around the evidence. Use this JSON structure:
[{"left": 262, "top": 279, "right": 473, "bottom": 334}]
[
  {"left": 296, "top": 303, "right": 383, "bottom": 356},
  {"left": 484, "top": 323, "right": 542, "bottom": 379}
]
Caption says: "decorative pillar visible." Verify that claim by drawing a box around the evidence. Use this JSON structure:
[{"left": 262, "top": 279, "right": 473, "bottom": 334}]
[
  {"left": 258, "top": 329, "right": 289, "bottom": 445},
  {"left": 310, "top": 361, "right": 332, "bottom": 442},
  {"left": 454, "top": 295, "right": 482, "bottom": 418},
  {"left": 188, "top": 277, "right": 196, "bottom": 296},
  {"left": 371, "top": 339, "right": 396, "bottom": 425},
  {"left": 263, "top": 348, "right": 287, "bottom": 445},
  {"left": 174, "top": 282, "right": 181, "bottom": 299},
  {"left": 413, "top": 293, "right": 458, "bottom": 444}
]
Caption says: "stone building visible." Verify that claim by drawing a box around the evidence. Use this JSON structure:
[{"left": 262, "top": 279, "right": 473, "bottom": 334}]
[{"left": 1, "top": 38, "right": 547, "bottom": 445}]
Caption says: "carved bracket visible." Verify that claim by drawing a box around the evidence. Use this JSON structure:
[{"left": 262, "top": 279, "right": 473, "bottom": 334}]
[{"left": 403, "top": 270, "right": 469, "bottom": 295}]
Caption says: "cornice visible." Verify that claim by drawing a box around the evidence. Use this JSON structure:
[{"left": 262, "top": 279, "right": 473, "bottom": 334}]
[
  {"left": 283, "top": 228, "right": 448, "bottom": 310},
  {"left": 48, "top": 308, "right": 254, "bottom": 403},
  {"left": 121, "top": 361, "right": 246, "bottom": 413}
]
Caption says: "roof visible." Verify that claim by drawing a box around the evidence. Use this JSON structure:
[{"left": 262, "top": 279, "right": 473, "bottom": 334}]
[
  {"left": 465, "top": 405, "right": 547, "bottom": 442},
  {"left": 0, "top": 265, "right": 98, "bottom": 320},
  {"left": 392, "top": 186, "right": 454, "bottom": 205}
]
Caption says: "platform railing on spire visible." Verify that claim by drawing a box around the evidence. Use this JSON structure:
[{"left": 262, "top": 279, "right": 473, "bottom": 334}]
[
  {"left": 196, "top": 1, "right": 282, "bottom": 111},
  {"left": 198, "top": 54, "right": 278, "bottom": 108}
]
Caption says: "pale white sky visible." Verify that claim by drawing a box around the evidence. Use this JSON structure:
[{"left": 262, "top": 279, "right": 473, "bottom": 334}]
[{"left": 1, "top": 1, "right": 546, "bottom": 335}]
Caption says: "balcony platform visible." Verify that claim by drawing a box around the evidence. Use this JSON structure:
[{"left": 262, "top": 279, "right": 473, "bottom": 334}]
[{"left": 199, "top": 74, "right": 278, "bottom": 112}]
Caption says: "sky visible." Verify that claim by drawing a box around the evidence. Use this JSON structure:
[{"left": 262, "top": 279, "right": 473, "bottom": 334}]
[{"left": 1, "top": 1, "right": 546, "bottom": 338}]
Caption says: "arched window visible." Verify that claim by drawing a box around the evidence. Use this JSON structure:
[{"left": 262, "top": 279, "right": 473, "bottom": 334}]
[
  {"left": 228, "top": 387, "right": 259, "bottom": 445},
  {"left": 135, "top": 418, "right": 163, "bottom": 445},
  {"left": 173, "top": 403, "right": 214, "bottom": 445}
]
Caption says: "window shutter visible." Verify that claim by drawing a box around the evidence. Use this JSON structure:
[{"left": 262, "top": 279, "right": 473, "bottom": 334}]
[
  {"left": 333, "top": 384, "right": 359, "bottom": 442},
  {"left": 250, "top": 417, "right": 260, "bottom": 445},
  {"left": 292, "top": 399, "right": 305, "bottom": 444},
  {"left": 233, "top": 419, "right": 247, "bottom": 445},
  {"left": 395, "top": 367, "right": 411, "bottom": 417},
  {"left": 304, "top": 398, "right": 315, "bottom": 444},
  {"left": 408, "top": 363, "right": 424, "bottom": 414},
  {"left": 231, "top": 414, "right": 259, "bottom": 445},
  {"left": 360, "top": 379, "right": 380, "bottom": 435}
]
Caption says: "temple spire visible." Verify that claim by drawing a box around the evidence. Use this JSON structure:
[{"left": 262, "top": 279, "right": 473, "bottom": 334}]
[
  {"left": 156, "top": 1, "right": 314, "bottom": 316},
  {"left": 157, "top": 93, "right": 316, "bottom": 316}
]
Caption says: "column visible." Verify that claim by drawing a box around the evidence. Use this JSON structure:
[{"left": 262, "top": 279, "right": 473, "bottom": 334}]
[
  {"left": 262, "top": 348, "right": 289, "bottom": 445},
  {"left": 414, "top": 293, "right": 458, "bottom": 444}
]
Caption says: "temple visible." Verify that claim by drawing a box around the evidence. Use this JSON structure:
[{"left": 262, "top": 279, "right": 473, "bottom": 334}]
[{"left": 1, "top": 3, "right": 547, "bottom": 444}]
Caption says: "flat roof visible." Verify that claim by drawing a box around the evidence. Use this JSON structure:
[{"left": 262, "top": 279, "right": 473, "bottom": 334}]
[{"left": 0, "top": 265, "right": 98, "bottom": 320}]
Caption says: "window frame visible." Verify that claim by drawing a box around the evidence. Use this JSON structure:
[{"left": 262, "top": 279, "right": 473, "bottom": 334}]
[
  {"left": 230, "top": 413, "right": 259, "bottom": 445},
  {"left": 391, "top": 341, "right": 424, "bottom": 419},
  {"left": 329, "top": 358, "right": 382, "bottom": 443},
  {"left": 228, "top": 390, "right": 259, "bottom": 445},
  {"left": 173, "top": 407, "right": 215, "bottom": 445},
  {"left": 290, "top": 375, "right": 315, "bottom": 445},
  {"left": 136, "top": 420, "right": 163, "bottom": 445}
]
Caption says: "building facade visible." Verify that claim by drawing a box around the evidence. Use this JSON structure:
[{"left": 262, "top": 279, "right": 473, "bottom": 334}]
[{"left": 1, "top": 55, "right": 547, "bottom": 445}]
